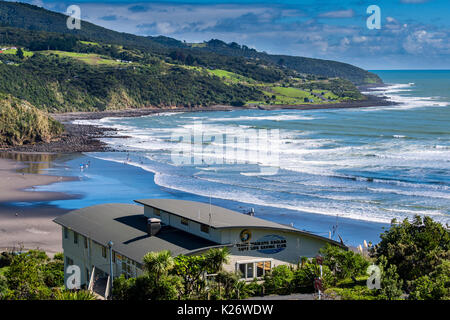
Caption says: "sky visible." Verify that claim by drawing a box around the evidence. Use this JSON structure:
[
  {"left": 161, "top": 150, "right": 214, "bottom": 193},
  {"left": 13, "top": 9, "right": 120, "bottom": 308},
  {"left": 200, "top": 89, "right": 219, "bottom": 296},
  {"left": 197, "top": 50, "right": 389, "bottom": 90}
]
[{"left": 20, "top": 0, "right": 450, "bottom": 69}]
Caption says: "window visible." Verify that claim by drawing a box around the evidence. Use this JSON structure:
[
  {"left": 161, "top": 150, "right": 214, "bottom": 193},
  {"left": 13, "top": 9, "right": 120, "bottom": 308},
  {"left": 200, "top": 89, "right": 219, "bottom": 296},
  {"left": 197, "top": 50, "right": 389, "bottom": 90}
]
[
  {"left": 238, "top": 261, "right": 271, "bottom": 280},
  {"left": 256, "top": 262, "right": 264, "bottom": 278},
  {"left": 239, "top": 264, "right": 246, "bottom": 278},
  {"left": 112, "top": 251, "right": 116, "bottom": 263},
  {"left": 246, "top": 263, "right": 254, "bottom": 278},
  {"left": 181, "top": 217, "right": 189, "bottom": 226},
  {"left": 200, "top": 224, "right": 210, "bottom": 234},
  {"left": 64, "top": 227, "right": 69, "bottom": 239},
  {"left": 73, "top": 232, "right": 78, "bottom": 244},
  {"left": 102, "top": 246, "right": 107, "bottom": 258},
  {"left": 154, "top": 208, "right": 161, "bottom": 216},
  {"left": 84, "top": 236, "right": 88, "bottom": 249}
]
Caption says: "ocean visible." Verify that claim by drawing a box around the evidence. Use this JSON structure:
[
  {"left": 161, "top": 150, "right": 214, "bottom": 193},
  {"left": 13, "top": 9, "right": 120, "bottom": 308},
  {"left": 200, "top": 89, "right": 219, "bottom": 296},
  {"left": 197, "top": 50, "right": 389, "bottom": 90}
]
[{"left": 32, "top": 70, "right": 450, "bottom": 246}]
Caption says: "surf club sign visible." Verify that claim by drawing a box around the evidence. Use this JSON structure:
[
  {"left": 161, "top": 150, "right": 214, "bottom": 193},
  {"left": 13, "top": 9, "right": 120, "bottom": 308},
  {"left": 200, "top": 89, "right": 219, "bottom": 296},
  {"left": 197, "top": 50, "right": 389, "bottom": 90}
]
[{"left": 236, "top": 230, "right": 287, "bottom": 254}]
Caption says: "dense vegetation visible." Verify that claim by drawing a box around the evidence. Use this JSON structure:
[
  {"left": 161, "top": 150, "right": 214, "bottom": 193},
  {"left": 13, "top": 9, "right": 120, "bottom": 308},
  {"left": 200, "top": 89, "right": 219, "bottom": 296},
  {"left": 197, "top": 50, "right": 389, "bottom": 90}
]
[
  {"left": 0, "top": 51, "right": 263, "bottom": 112},
  {"left": 0, "top": 250, "right": 95, "bottom": 300},
  {"left": 0, "top": 94, "right": 63, "bottom": 146},
  {"left": 188, "top": 39, "right": 382, "bottom": 85},
  {"left": 0, "top": 1, "right": 380, "bottom": 85}
]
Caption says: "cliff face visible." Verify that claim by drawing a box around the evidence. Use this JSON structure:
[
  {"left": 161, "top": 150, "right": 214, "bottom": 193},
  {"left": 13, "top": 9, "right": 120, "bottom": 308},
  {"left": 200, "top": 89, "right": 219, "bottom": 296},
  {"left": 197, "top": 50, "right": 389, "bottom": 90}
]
[{"left": 0, "top": 94, "right": 63, "bottom": 146}]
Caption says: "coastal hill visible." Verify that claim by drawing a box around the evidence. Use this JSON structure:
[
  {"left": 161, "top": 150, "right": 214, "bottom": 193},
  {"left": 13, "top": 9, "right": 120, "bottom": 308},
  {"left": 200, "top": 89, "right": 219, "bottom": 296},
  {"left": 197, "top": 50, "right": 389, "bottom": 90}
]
[
  {"left": 0, "top": 1, "right": 383, "bottom": 146},
  {"left": 0, "top": 1, "right": 381, "bottom": 85}
]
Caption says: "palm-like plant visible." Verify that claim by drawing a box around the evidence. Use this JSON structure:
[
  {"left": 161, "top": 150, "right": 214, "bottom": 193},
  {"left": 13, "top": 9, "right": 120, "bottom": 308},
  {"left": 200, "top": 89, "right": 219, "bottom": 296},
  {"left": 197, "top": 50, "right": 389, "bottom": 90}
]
[
  {"left": 205, "top": 247, "right": 230, "bottom": 273},
  {"left": 143, "top": 250, "right": 174, "bottom": 284}
]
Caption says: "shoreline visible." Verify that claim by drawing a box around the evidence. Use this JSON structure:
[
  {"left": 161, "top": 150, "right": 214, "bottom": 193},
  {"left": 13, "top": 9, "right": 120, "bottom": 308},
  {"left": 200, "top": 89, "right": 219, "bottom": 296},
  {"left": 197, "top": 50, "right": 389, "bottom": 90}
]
[
  {"left": 0, "top": 155, "right": 79, "bottom": 254},
  {"left": 2, "top": 91, "right": 394, "bottom": 154}
]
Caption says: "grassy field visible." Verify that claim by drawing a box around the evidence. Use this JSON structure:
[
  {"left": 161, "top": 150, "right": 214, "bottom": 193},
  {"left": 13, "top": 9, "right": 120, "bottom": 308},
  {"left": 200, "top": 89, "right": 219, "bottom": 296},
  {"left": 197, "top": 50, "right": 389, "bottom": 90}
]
[
  {"left": 43, "top": 50, "right": 127, "bottom": 66},
  {"left": 0, "top": 48, "right": 34, "bottom": 57},
  {"left": 207, "top": 69, "right": 257, "bottom": 84},
  {"left": 79, "top": 41, "right": 100, "bottom": 46},
  {"left": 312, "top": 89, "right": 339, "bottom": 100}
]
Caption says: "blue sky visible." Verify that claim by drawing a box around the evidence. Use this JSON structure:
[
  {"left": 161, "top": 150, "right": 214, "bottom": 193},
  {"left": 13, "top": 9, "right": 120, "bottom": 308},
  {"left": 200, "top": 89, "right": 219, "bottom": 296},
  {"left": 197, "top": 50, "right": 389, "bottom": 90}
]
[{"left": 21, "top": 0, "right": 450, "bottom": 69}]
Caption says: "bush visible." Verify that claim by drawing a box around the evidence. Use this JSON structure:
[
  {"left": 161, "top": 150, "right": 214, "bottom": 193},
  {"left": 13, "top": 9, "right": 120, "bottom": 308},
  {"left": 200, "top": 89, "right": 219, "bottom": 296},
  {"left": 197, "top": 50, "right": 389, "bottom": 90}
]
[
  {"left": 214, "top": 271, "right": 241, "bottom": 299},
  {"left": 371, "top": 216, "right": 450, "bottom": 283},
  {"left": 53, "top": 253, "right": 64, "bottom": 261},
  {"left": 53, "top": 289, "right": 96, "bottom": 300},
  {"left": 0, "top": 252, "right": 14, "bottom": 268},
  {"left": 42, "top": 260, "right": 64, "bottom": 288},
  {"left": 379, "top": 258, "right": 403, "bottom": 300},
  {"left": 263, "top": 265, "right": 294, "bottom": 295},
  {"left": 3, "top": 250, "right": 64, "bottom": 300},
  {"left": 243, "top": 279, "right": 264, "bottom": 298},
  {"left": 320, "top": 244, "right": 370, "bottom": 280},
  {"left": 0, "top": 274, "right": 8, "bottom": 299},
  {"left": 292, "top": 262, "right": 334, "bottom": 293},
  {"left": 113, "top": 273, "right": 182, "bottom": 300},
  {"left": 408, "top": 260, "right": 450, "bottom": 300}
]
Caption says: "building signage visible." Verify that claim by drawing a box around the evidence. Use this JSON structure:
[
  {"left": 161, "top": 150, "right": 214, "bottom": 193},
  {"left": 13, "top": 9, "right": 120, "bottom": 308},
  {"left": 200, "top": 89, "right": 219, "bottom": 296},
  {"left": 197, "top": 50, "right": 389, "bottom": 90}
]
[{"left": 236, "top": 234, "right": 287, "bottom": 254}]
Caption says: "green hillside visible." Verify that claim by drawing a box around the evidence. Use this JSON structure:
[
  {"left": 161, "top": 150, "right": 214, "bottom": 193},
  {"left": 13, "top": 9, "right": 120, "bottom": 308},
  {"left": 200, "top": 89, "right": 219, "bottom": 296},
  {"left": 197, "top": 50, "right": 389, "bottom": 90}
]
[
  {"left": 0, "top": 1, "right": 381, "bottom": 85},
  {"left": 0, "top": 94, "right": 63, "bottom": 146},
  {"left": 186, "top": 39, "right": 382, "bottom": 85},
  {"left": 0, "top": 1, "right": 375, "bottom": 145}
]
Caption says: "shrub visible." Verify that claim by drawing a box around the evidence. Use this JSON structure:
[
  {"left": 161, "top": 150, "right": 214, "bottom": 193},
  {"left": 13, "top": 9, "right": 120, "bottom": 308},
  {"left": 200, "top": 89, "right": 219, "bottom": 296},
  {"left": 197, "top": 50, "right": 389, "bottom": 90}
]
[
  {"left": 53, "top": 289, "right": 96, "bottom": 300},
  {"left": 408, "top": 260, "right": 450, "bottom": 300},
  {"left": 0, "top": 252, "right": 14, "bottom": 268},
  {"left": 379, "top": 259, "right": 403, "bottom": 300},
  {"left": 292, "top": 262, "right": 334, "bottom": 293},
  {"left": 320, "top": 244, "right": 370, "bottom": 280},
  {"left": 214, "top": 271, "right": 241, "bottom": 299},
  {"left": 53, "top": 253, "right": 64, "bottom": 261},
  {"left": 371, "top": 216, "right": 450, "bottom": 283},
  {"left": 263, "top": 265, "right": 294, "bottom": 295},
  {"left": 0, "top": 274, "right": 8, "bottom": 299},
  {"left": 243, "top": 279, "right": 264, "bottom": 298}
]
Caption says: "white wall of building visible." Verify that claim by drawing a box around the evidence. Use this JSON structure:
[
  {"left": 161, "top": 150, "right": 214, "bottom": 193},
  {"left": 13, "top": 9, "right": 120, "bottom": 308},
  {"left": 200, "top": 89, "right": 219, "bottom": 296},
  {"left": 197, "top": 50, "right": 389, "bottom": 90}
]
[{"left": 61, "top": 227, "right": 142, "bottom": 289}]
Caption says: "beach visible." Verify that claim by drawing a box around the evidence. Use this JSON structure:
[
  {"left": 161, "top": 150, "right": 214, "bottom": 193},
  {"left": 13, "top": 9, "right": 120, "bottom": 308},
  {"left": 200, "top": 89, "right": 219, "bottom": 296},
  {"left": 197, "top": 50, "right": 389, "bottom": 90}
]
[
  {"left": 0, "top": 155, "right": 76, "bottom": 254},
  {"left": 0, "top": 73, "right": 448, "bottom": 251}
]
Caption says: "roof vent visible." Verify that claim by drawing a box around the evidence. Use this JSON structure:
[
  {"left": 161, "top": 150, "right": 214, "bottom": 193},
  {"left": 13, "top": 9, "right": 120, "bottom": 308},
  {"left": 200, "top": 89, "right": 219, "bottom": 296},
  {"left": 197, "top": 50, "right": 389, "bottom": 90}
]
[{"left": 147, "top": 218, "right": 161, "bottom": 237}]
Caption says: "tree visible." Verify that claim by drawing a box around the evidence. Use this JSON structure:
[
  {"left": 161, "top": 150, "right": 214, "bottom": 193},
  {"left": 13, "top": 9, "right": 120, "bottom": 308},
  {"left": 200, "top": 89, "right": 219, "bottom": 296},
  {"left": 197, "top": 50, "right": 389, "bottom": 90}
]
[
  {"left": 319, "top": 244, "right": 369, "bottom": 281},
  {"left": 172, "top": 254, "right": 207, "bottom": 297},
  {"left": 204, "top": 247, "right": 230, "bottom": 273},
  {"left": 142, "top": 250, "right": 174, "bottom": 285},
  {"left": 16, "top": 47, "right": 24, "bottom": 59},
  {"left": 214, "top": 271, "right": 241, "bottom": 299},
  {"left": 4, "top": 250, "right": 55, "bottom": 300},
  {"left": 371, "top": 216, "right": 450, "bottom": 284}
]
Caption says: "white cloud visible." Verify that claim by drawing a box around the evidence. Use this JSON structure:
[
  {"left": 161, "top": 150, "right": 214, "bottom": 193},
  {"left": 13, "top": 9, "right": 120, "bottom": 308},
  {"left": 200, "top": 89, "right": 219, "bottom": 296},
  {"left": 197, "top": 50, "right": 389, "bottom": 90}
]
[{"left": 318, "top": 9, "right": 354, "bottom": 19}]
